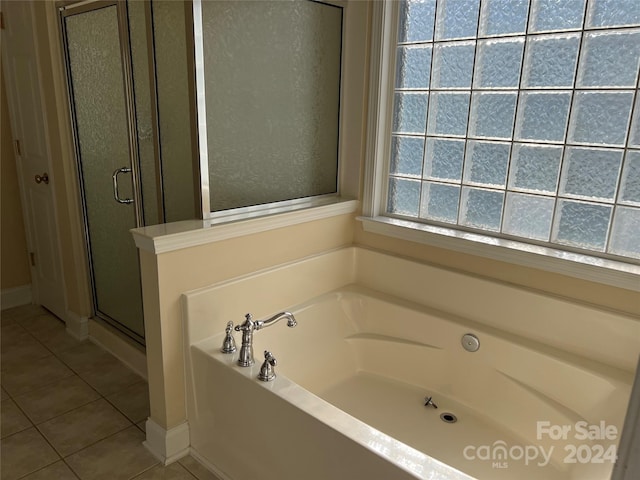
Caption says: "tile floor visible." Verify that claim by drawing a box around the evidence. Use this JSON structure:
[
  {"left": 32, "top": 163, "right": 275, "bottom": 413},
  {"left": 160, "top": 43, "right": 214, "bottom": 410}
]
[{"left": 1, "top": 304, "right": 220, "bottom": 480}]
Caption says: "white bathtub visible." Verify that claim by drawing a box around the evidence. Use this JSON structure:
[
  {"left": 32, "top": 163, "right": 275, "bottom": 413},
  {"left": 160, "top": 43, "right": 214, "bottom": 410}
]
[{"left": 182, "top": 248, "right": 637, "bottom": 480}]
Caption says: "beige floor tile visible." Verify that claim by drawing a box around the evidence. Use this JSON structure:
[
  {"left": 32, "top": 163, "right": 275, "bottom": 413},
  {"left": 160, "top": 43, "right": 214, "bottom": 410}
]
[
  {"left": 20, "top": 461, "right": 79, "bottom": 480},
  {"left": 106, "top": 381, "right": 150, "bottom": 423},
  {"left": 1, "top": 355, "right": 74, "bottom": 396},
  {"left": 57, "top": 342, "right": 116, "bottom": 374},
  {"left": 0, "top": 313, "right": 16, "bottom": 326},
  {"left": 1, "top": 399, "right": 32, "bottom": 438},
  {"left": 0, "top": 427, "right": 60, "bottom": 480},
  {"left": 1, "top": 305, "right": 47, "bottom": 324},
  {"left": 37, "top": 398, "right": 131, "bottom": 457},
  {"left": 131, "top": 463, "right": 198, "bottom": 480},
  {"left": 1, "top": 332, "right": 51, "bottom": 370},
  {"left": 178, "top": 456, "right": 222, "bottom": 480},
  {"left": 1, "top": 323, "right": 33, "bottom": 349},
  {"left": 41, "top": 327, "right": 84, "bottom": 353},
  {"left": 21, "top": 313, "right": 83, "bottom": 353},
  {"left": 20, "top": 312, "right": 65, "bottom": 337},
  {"left": 65, "top": 426, "right": 158, "bottom": 480},
  {"left": 13, "top": 375, "right": 100, "bottom": 425},
  {"left": 77, "top": 356, "right": 143, "bottom": 397}
]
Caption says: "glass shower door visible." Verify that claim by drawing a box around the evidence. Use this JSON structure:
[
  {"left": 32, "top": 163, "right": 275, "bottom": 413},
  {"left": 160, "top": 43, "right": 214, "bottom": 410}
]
[{"left": 62, "top": 3, "right": 145, "bottom": 343}]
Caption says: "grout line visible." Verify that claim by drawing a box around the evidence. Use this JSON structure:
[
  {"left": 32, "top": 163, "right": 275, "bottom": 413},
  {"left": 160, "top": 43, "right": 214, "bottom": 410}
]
[
  {"left": 0, "top": 408, "right": 35, "bottom": 442},
  {"left": 177, "top": 459, "right": 208, "bottom": 480},
  {"left": 129, "top": 462, "right": 164, "bottom": 480},
  {"left": 1, "top": 363, "right": 77, "bottom": 400},
  {"left": 62, "top": 425, "right": 159, "bottom": 479},
  {"left": 10, "top": 425, "right": 63, "bottom": 480},
  {"left": 62, "top": 458, "right": 83, "bottom": 480},
  {"left": 13, "top": 458, "right": 81, "bottom": 480},
  {"left": 55, "top": 422, "right": 136, "bottom": 460},
  {"left": 12, "top": 378, "right": 102, "bottom": 426}
]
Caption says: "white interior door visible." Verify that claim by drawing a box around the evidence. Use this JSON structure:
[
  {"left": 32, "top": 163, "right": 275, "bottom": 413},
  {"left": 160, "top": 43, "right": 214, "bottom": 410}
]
[{"left": 2, "top": 0, "right": 67, "bottom": 319}]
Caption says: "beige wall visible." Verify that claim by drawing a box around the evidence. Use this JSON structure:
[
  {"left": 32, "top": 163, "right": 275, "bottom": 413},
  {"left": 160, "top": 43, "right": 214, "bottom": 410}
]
[
  {"left": 353, "top": 226, "right": 640, "bottom": 317},
  {"left": 1, "top": 77, "right": 31, "bottom": 290}
]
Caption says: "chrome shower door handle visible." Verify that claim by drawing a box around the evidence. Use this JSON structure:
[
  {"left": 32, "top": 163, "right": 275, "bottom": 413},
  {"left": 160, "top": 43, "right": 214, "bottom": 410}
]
[{"left": 112, "top": 167, "right": 134, "bottom": 205}]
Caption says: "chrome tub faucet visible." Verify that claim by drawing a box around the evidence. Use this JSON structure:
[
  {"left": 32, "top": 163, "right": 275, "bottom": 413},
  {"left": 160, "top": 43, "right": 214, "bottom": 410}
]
[{"left": 234, "top": 312, "right": 297, "bottom": 367}]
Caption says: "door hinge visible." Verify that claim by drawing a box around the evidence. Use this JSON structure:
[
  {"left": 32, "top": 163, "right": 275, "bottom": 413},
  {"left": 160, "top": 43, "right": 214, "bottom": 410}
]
[
  {"left": 15, "top": 139, "right": 21, "bottom": 156},
  {"left": 29, "top": 252, "right": 36, "bottom": 266}
]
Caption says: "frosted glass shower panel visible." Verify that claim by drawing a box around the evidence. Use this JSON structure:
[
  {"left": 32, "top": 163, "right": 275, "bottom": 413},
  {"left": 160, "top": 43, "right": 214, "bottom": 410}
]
[
  {"left": 128, "top": 0, "right": 160, "bottom": 226},
  {"left": 153, "top": 0, "right": 197, "bottom": 222},
  {"left": 201, "top": 0, "right": 342, "bottom": 211}
]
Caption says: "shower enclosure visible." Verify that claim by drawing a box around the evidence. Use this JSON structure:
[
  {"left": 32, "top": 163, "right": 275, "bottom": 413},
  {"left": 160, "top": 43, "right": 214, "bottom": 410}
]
[
  {"left": 58, "top": 0, "right": 198, "bottom": 344},
  {"left": 58, "top": 0, "right": 343, "bottom": 345}
]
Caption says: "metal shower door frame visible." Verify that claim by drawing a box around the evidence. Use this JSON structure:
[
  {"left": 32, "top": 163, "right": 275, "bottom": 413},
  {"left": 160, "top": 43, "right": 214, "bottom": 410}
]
[{"left": 58, "top": 0, "right": 146, "bottom": 345}]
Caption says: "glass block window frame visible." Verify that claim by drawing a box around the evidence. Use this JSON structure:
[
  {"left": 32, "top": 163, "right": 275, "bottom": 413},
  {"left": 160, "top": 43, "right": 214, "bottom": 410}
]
[{"left": 387, "top": 0, "right": 640, "bottom": 260}]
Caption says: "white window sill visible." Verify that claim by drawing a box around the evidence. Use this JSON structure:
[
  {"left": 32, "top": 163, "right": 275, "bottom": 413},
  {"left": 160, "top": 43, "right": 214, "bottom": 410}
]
[
  {"left": 358, "top": 216, "right": 640, "bottom": 292},
  {"left": 131, "top": 197, "right": 358, "bottom": 255}
]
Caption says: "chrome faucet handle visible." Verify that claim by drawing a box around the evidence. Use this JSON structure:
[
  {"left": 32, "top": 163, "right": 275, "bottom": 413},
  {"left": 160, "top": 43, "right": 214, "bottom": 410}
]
[
  {"left": 257, "top": 350, "right": 277, "bottom": 382},
  {"left": 234, "top": 313, "right": 255, "bottom": 332},
  {"left": 221, "top": 321, "right": 237, "bottom": 354}
]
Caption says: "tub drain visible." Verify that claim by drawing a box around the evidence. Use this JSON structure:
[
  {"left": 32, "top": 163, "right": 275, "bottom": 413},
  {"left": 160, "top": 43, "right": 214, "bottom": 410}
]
[
  {"left": 461, "top": 333, "right": 480, "bottom": 352},
  {"left": 440, "top": 412, "right": 457, "bottom": 423}
]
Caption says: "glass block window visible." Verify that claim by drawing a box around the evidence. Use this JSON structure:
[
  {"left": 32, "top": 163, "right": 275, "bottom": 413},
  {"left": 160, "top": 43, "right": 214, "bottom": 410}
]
[{"left": 388, "top": 0, "right": 640, "bottom": 260}]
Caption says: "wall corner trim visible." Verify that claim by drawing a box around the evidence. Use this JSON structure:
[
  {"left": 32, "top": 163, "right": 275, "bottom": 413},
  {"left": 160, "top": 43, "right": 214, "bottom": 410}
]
[
  {"left": 144, "top": 418, "right": 190, "bottom": 465},
  {"left": 0, "top": 285, "right": 32, "bottom": 310}
]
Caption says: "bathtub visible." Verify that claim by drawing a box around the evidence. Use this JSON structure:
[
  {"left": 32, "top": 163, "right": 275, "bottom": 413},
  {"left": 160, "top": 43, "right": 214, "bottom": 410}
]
[{"left": 182, "top": 247, "right": 637, "bottom": 480}]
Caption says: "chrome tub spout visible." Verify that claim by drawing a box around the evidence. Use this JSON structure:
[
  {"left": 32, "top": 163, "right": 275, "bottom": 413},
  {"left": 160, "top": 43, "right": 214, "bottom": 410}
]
[{"left": 256, "top": 311, "right": 297, "bottom": 329}]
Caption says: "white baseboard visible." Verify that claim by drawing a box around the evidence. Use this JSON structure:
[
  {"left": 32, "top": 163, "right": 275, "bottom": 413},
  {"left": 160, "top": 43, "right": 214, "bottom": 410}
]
[
  {"left": 189, "top": 448, "right": 233, "bottom": 480},
  {"left": 143, "top": 418, "right": 190, "bottom": 465},
  {"left": 1, "top": 285, "right": 32, "bottom": 310},
  {"left": 88, "top": 319, "right": 147, "bottom": 381},
  {"left": 65, "top": 310, "right": 89, "bottom": 340}
]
